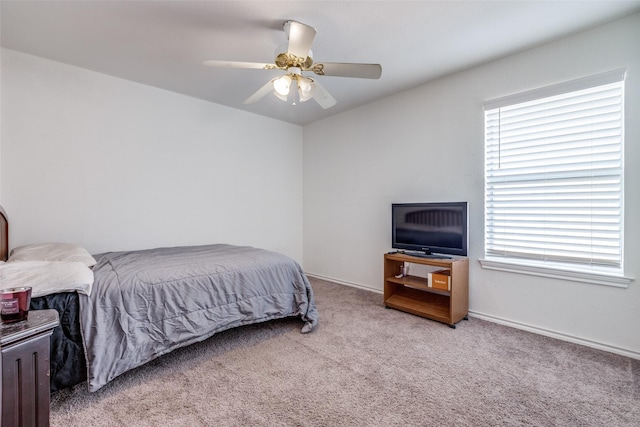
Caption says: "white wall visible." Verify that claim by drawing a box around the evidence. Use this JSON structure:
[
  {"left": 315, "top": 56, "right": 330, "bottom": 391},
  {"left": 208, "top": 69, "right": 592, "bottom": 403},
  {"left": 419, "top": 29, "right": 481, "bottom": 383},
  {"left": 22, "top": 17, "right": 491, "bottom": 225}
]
[
  {"left": 0, "top": 49, "right": 305, "bottom": 262},
  {"left": 303, "top": 13, "right": 640, "bottom": 358}
]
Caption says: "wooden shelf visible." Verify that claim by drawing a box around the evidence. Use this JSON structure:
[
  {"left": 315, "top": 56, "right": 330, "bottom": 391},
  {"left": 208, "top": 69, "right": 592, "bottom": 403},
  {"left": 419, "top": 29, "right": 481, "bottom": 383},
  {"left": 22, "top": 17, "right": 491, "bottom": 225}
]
[
  {"left": 386, "top": 275, "right": 450, "bottom": 295},
  {"left": 384, "top": 253, "right": 468, "bottom": 327}
]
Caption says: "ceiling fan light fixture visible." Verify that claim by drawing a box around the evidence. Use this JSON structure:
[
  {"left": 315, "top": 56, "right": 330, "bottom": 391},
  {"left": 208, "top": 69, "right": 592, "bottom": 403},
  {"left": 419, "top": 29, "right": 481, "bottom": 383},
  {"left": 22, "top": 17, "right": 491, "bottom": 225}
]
[
  {"left": 297, "top": 76, "right": 315, "bottom": 102},
  {"left": 273, "top": 74, "right": 292, "bottom": 96}
]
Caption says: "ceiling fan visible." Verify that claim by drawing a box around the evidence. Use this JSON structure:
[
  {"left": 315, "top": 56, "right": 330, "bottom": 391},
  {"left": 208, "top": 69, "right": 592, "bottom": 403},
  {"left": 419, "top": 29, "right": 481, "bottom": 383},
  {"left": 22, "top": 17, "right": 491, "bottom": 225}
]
[{"left": 203, "top": 20, "right": 382, "bottom": 109}]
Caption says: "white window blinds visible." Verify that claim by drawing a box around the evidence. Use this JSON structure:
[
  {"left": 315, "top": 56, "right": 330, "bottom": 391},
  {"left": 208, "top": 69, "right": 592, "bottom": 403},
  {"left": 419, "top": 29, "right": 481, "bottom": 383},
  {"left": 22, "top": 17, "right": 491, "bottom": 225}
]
[{"left": 484, "top": 71, "right": 624, "bottom": 270}]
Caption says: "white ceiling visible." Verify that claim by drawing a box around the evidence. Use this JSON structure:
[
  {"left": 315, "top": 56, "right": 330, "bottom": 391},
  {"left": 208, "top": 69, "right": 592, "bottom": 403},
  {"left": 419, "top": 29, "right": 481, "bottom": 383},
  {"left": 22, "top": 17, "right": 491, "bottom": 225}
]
[{"left": 2, "top": 1, "right": 639, "bottom": 126}]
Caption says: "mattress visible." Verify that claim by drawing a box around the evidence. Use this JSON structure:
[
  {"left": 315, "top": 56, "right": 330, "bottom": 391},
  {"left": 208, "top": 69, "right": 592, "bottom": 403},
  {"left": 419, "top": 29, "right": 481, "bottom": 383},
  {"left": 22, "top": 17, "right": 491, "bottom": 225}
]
[{"left": 28, "top": 244, "right": 318, "bottom": 393}]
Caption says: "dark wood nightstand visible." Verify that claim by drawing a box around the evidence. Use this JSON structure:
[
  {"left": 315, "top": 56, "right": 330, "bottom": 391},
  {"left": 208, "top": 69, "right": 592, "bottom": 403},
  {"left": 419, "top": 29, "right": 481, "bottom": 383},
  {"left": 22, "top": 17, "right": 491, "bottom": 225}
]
[{"left": 0, "top": 309, "right": 59, "bottom": 427}]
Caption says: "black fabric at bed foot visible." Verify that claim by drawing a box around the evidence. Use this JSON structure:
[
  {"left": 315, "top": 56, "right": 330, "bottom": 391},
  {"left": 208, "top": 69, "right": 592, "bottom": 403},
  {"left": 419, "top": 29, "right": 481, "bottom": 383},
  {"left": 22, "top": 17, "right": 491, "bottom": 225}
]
[{"left": 30, "top": 292, "right": 87, "bottom": 391}]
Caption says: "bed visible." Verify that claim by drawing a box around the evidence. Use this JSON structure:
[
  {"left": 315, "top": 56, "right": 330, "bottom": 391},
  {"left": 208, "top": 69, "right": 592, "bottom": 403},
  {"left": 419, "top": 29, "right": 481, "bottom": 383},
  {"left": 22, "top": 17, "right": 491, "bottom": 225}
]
[{"left": 0, "top": 205, "right": 318, "bottom": 392}]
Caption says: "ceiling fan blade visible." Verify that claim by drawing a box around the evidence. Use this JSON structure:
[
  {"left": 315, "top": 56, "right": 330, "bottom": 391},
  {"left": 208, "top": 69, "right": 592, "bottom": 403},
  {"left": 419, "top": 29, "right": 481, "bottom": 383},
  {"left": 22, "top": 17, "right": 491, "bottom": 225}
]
[
  {"left": 311, "top": 80, "right": 337, "bottom": 109},
  {"left": 285, "top": 21, "right": 316, "bottom": 59},
  {"left": 312, "top": 62, "right": 382, "bottom": 79},
  {"left": 203, "top": 60, "right": 277, "bottom": 70},
  {"left": 243, "top": 79, "right": 277, "bottom": 105}
]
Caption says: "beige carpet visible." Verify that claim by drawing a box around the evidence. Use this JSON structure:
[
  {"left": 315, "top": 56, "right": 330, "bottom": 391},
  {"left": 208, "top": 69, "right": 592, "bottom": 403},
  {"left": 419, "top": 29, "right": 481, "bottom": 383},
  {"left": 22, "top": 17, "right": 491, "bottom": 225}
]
[{"left": 50, "top": 277, "right": 640, "bottom": 426}]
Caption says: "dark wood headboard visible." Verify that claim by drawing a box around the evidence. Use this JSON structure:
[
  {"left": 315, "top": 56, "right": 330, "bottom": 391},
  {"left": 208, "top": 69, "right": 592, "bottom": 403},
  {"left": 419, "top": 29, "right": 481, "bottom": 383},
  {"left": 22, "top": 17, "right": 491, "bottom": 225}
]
[{"left": 0, "top": 205, "right": 8, "bottom": 261}]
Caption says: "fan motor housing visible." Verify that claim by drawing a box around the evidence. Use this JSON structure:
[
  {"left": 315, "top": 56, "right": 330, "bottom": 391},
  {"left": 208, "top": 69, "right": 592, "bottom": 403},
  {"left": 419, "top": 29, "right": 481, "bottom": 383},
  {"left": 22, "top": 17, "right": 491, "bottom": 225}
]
[{"left": 275, "top": 52, "right": 313, "bottom": 69}]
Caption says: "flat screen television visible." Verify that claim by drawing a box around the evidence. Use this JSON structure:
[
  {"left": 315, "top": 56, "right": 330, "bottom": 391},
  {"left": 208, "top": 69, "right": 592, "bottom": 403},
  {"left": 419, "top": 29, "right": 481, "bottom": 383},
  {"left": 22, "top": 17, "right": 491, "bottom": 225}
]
[{"left": 392, "top": 202, "right": 468, "bottom": 258}]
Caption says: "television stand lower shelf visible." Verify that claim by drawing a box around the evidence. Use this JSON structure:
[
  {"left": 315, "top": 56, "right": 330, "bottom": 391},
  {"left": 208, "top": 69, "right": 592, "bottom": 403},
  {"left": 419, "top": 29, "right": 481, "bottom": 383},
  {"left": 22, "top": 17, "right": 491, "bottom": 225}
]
[{"left": 384, "top": 253, "right": 469, "bottom": 328}]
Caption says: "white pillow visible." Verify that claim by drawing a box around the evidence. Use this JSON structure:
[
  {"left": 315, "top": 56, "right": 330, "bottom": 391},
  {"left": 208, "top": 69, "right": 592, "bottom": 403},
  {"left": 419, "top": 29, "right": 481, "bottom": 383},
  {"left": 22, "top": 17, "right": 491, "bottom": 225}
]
[
  {"left": 0, "top": 260, "right": 93, "bottom": 297},
  {"left": 8, "top": 242, "right": 96, "bottom": 267}
]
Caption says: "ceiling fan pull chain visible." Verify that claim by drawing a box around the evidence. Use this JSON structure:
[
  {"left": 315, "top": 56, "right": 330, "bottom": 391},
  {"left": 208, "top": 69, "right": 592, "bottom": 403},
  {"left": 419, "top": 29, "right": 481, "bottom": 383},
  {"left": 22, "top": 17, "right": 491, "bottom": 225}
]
[{"left": 292, "top": 79, "right": 298, "bottom": 106}]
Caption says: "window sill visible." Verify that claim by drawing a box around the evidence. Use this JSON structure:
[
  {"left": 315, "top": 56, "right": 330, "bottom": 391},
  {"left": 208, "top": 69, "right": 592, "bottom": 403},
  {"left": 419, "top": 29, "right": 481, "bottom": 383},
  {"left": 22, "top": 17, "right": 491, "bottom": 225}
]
[{"left": 479, "top": 258, "right": 633, "bottom": 288}]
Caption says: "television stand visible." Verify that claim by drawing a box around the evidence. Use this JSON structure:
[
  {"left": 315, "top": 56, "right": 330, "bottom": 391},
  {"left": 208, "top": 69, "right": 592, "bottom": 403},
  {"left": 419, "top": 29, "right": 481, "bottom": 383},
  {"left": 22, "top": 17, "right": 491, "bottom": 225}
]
[{"left": 384, "top": 253, "right": 469, "bottom": 328}]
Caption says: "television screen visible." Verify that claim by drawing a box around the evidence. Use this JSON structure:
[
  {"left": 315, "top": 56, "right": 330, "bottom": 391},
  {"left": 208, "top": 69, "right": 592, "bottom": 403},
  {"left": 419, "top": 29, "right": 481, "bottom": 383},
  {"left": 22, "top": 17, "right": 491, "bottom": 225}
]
[{"left": 392, "top": 202, "right": 468, "bottom": 257}]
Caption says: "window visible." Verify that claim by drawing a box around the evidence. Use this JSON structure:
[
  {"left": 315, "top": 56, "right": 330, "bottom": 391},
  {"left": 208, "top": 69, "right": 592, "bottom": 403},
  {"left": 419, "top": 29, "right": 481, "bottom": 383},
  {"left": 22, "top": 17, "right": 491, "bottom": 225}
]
[{"left": 482, "top": 70, "right": 628, "bottom": 286}]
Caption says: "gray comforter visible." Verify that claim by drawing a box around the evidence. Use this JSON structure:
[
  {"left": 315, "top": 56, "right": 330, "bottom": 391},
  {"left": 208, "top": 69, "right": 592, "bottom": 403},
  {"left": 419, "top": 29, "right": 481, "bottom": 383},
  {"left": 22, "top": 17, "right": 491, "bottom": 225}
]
[{"left": 79, "top": 244, "right": 318, "bottom": 392}]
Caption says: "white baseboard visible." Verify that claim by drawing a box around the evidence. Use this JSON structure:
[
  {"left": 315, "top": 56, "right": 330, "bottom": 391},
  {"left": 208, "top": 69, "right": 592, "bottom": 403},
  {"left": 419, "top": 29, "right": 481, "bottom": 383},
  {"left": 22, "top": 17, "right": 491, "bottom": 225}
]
[
  {"left": 306, "top": 273, "right": 640, "bottom": 361},
  {"left": 305, "top": 273, "right": 382, "bottom": 294},
  {"left": 468, "top": 311, "right": 640, "bottom": 360}
]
